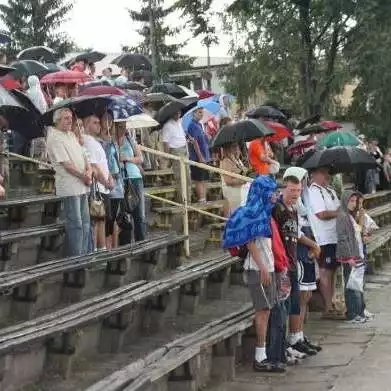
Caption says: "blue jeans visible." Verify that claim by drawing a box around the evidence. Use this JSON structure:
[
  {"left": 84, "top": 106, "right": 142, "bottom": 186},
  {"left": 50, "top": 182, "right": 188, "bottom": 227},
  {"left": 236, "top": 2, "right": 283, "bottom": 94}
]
[
  {"left": 63, "top": 194, "right": 90, "bottom": 257},
  {"left": 267, "top": 300, "right": 287, "bottom": 364},
  {"left": 129, "top": 178, "right": 146, "bottom": 242},
  {"left": 343, "top": 263, "right": 364, "bottom": 320}
]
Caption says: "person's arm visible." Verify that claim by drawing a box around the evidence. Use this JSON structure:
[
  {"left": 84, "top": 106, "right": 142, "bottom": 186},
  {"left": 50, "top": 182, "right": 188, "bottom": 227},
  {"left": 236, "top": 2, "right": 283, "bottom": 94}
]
[
  {"left": 221, "top": 159, "right": 245, "bottom": 186},
  {"left": 298, "top": 235, "right": 321, "bottom": 259},
  {"left": 62, "top": 161, "right": 85, "bottom": 180},
  {"left": 247, "top": 241, "right": 271, "bottom": 286},
  {"left": 187, "top": 124, "right": 205, "bottom": 163},
  {"left": 309, "top": 187, "right": 338, "bottom": 220},
  {"left": 128, "top": 141, "right": 143, "bottom": 165}
]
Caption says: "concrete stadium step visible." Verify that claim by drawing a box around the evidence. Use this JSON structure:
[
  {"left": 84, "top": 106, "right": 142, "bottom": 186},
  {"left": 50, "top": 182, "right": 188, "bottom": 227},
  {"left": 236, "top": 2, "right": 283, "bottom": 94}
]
[
  {"left": 0, "top": 233, "right": 185, "bottom": 326},
  {"left": 0, "top": 252, "right": 242, "bottom": 391}
]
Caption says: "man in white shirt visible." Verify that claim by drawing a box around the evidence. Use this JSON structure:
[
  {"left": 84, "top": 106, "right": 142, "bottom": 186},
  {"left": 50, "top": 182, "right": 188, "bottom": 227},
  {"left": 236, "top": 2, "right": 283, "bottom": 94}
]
[
  {"left": 46, "top": 108, "right": 92, "bottom": 257},
  {"left": 307, "top": 167, "right": 341, "bottom": 318},
  {"left": 83, "top": 115, "right": 114, "bottom": 250},
  {"left": 162, "top": 112, "right": 191, "bottom": 202}
]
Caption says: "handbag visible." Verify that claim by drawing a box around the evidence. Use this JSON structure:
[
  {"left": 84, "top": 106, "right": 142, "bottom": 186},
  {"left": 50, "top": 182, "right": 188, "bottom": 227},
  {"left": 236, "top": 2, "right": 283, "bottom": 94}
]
[
  {"left": 123, "top": 165, "right": 140, "bottom": 213},
  {"left": 89, "top": 179, "right": 106, "bottom": 219}
]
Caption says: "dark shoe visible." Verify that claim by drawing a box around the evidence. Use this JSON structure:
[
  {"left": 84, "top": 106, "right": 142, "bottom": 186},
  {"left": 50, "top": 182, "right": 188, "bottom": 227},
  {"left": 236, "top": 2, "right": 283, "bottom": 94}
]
[
  {"left": 253, "top": 359, "right": 274, "bottom": 372},
  {"left": 291, "top": 341, "right": 317, "bottom": 356},
  {"left": 304, "top": 337, "right": 322, "bottom": 352},
  {"left": 271, "top": 362, "right": 287, "bottom": 373}
]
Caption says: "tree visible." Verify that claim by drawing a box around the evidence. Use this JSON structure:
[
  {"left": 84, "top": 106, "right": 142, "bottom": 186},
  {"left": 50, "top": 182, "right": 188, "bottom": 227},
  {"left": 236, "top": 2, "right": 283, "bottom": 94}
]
[
  {"left": 222, "top": 0, "right": 383, "bottom": 117},
  {"left": 128, "top": 0, "right": 194, "bottom": 79},
  {"left": 0, "top": 0, "right": 74, "bottom": 60}
]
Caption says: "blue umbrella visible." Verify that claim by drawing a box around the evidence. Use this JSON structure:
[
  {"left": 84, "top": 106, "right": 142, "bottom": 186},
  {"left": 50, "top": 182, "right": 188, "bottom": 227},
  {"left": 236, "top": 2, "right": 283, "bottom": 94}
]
[
  {"left": 108, "top": 95, "right": 143, "bottom": 122},
  {"left": 209, "top": 93, "right": 235, "bottom": 103},
  {"left": 182, "top": 99, "right": 220, "bottom": 130}
]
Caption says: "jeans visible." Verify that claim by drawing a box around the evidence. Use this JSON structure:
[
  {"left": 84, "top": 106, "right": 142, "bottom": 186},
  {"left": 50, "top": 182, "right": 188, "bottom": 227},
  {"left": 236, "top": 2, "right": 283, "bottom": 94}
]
[
  {"left": 129, "top": 178, "right": 146, "bottom": 242},
  {"left": 343, "top": 263, "right": 364, "bottom": 320},
  {"left": 267, "top": 300, "right": 287, "bottom": 363},
  {"left": 63, "top": 194, "right": 90, "bottom": 257}
]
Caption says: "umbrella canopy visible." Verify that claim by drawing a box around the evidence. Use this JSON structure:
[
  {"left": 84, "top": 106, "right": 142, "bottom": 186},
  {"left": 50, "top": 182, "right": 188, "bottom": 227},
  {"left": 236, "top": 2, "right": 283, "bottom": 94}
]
[
  {"left": 144, "top": 92, "right": 177, "bottom": 104},
  {"left": 296, "top": 114, "right": 321, "bottom": 130},
  {"left": 154, "top": 101, "right": 186, "bottom": 125},
  {"left": 10, "top": 60, "right": 49, "bottom": 78},
  {"left": 264, "top": 120, "right": 292, "bottom": 142},
  {"left": 299, "top": 146, "right": 377, "bottom": 173},
  {"left": 74, "top": 50, "right": 105, "bottom": 64},
  {"left": 0, "top": 30, "right": 11, "bottom": 45},
  {"left": 197, "top": 89, "right": 215, "bottom": 99},
  {"left": 320, "top": 120, "right": 343, "bottom": 131},
  {"left": 9, "top": 89, "right": 42, "bottom": 118},
  {"left": 211, "top": 119, "right": 275, "bottom": 148},
  {"left": 79, "top": 80, "right": 112, "bottom": 89},
  {"left": 182, "top": 100, "right": 220, "bottom": 131},
  {"left": 79, "top": 85, "right": 125, "bottom": 96},
  {"left": 299, "top": 123, "right": 329, "bottom": 136},
  {"left": 0, "top": 65, "right": 16, "bottom": 78},
  {"left": 148, "top": 83, "right": 188, "bottom": 99},
  {"left": 40, "top": 71, "right": 92, "bottom": 85},
  {"left": 318, "top": 131, "right": 359, "bottom": 148},
  {"left": 111, "top": 53, "right": 152, "bottom": 70},
  {"left": 125, "top": 90, "right": 145, "bottom": 106},
  {"left": 246, "top": 105, "right": 287, "bottom": 120},
  {"left": 17, "top": 46, "right": 56, "bottom": 63},
  {"left": 0, "top": 86, "right": 43, "bottom": 139},
  {"left": 123, "top": 81, "right": 146, "bottom": 91},
  {"left": 42, "top": 96, "right": 112, "bottom": 126},
  {"left": 108, "top": 95, "right": 143, "bottom": 122},
  {"left": 126, "top": 113, "right": 159, "bottom": 129},
  {"left": 287, "top": 139, "right": 316, "bottom": 155},
  {"left": 0, "top": 75, "right": 20, "bottom": 90}
]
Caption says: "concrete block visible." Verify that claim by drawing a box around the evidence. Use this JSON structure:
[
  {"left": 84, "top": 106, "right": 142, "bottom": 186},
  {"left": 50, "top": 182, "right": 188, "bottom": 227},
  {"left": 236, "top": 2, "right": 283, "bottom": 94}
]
[
  {"left": 179, "top": 279, "right": 206, "bottom": 314},
  {"left": 206, "top": 267, "right": 231, "bottom": 300},
  {"left": 105, "top": 258, "right": 132, "bottom": 288},
  {"left": 62, "top": 269, "right": 89, "bottom": 303},
  {"left": 11, "top": 281, "right": 41, "bottom": 321},
  {"left": 210, "top": 338, "right": 238, "bottom": 382}
]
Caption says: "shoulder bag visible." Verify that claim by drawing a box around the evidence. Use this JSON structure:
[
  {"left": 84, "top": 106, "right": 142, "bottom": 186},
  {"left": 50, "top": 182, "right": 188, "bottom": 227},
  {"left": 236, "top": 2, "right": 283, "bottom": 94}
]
[{"left": 89, "top": 178, "right": 106, "bottom": 219}]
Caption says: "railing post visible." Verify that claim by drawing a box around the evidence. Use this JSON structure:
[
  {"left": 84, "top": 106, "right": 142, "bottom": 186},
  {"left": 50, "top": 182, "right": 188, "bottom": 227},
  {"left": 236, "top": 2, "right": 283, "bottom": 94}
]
[{"left": 179, "top": 156, "right": 190, "bottom": 257}]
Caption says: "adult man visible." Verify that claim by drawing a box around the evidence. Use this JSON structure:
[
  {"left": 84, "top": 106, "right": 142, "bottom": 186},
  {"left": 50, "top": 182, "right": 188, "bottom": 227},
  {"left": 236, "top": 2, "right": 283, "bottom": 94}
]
[
  {"left": 162, "top": 111, "right": 190, "bottom": 202},
  {"left": 83, "top": 115, "right": 113, "bottom": 250},
  {"left": 273, "top": 176, "right": 321, "bottom": 357},
  {"left": 101, "top": 67, "right": 114, "bottom": 86},
  {"left": 187, "top": 107, "right": 211, "bottom": 203},
  {"left": 46, "top": 109, "right": 91, "bottom": 256},
  {"left": 307, "top": 167, "right": 341, "bottom": 318}
]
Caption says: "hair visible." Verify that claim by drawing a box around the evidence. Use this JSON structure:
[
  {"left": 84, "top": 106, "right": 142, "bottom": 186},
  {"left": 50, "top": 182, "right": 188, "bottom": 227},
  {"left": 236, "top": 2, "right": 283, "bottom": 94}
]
[
  {"left": 283, "top": 175, "right": 300, "bottom": 185},
  {"left": 53, "top": 108, "right": 71, "bottom": 125},
  {"left": 220, "top": 117, "right": 232, "bottom": 128}
]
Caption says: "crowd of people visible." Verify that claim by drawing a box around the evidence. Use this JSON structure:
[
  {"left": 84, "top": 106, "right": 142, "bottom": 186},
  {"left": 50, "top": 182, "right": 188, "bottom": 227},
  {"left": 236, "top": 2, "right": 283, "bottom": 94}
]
[{"left": 221, "top": 145, "right": 379, "bottom": 372}]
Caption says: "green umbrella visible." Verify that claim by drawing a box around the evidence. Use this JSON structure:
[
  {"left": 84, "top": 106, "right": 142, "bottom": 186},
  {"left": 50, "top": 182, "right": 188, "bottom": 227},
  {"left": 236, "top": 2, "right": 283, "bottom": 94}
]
[{"left": 318, "top": 131, "right": 359, "bottom": 148}]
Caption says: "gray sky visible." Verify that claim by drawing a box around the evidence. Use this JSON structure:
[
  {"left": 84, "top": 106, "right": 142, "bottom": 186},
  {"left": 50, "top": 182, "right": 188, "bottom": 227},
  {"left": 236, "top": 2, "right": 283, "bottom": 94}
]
[{"left": 0, "top": 0, "right": 233, "bottom": 57}]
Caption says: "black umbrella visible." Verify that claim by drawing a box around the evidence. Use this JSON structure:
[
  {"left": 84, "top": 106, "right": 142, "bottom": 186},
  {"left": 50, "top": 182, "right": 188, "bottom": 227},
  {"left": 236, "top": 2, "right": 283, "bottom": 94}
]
[
  {"left": 0, "top": 65, "right": 16, "bottom": 78},
  {"left": 17, "top": 46, "right": 56, "bottom": 63},
  {"left": 9, "top": 89, "right": 43, "bottom": 117},
  {"left": 154, "top": 101, "right": 186, "bottom": 125},
  {"left": 299, "top": 124, "right": 328, "bottom": 136},
  {"left": 246, "top": 105, "right": 287, "bottom": 120},
  {"left": 42, "top": 96, "right": 112, "bottom": 126},
  {"left": 211, "top": 119, "right": 275, "bottom": 148},
  {"left": 111, "top": 53, "right": 152, "bottom": 70},
  {"left": 123, "top": 81, "right": 147, "bottom": 91},
  {"left": 145, "top": 92, "right": 178, "bottom": 104},
  {"left": 74, "top": 50, "right": 106, "bottom": 64},
  {"left": 10, "top": 60, "right": 49, "bottom": 78},
  {"left": 296, "top": 114, "right": 321, "bottom": 130},
  {"left": 148, "top": 83, "right": 188, "bottom": 99},
  {"left": 300, "top": 146, "right": 377, "bottom": 173},
  {"left": 80, "top": 79, "right": 112, "bottom": 89},
  {"left": 0, "top": 86, "right": 44, "bottom": 139}
]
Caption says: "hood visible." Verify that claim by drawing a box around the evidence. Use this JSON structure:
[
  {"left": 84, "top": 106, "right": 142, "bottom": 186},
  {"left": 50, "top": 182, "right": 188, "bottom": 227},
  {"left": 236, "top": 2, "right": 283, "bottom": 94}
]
[
  {"left": 283, "top": 166, "right": 308, "bottom": 182},
  {"left": 340, "top": 190, "right": 359, "bottom": 213},
  {"left": 28, "top": 75, "right": 40, "bottom": 88}
]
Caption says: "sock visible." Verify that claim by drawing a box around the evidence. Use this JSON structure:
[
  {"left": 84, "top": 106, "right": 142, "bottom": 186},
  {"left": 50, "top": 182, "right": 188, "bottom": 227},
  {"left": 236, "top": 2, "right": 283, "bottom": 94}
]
[
  {"left": 255, "top": 346, "right": 266, "bottom": 363},
  {"left": 288, "top": 332, "right": 301, "bottom": 346},
  {"left": 299, "top": 331, "right": 304, "bottom": 341}
]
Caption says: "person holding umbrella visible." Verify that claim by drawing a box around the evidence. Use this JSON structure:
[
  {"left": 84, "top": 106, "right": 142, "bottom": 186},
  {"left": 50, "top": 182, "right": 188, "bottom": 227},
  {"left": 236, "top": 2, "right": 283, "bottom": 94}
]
[{"left": 187, "top": 107, "right": 211, "bottom": 203}]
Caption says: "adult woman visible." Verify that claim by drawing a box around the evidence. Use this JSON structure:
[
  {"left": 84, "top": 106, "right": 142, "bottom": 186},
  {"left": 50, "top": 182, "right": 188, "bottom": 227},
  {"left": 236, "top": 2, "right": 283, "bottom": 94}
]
[
  {"left": 220, "top": 143, "right": 247, "bottom": 216},
  {"left": 101, "top": 112, "right": 124, "bottom": 249},
  {"left": 26, "top": 75, "right": 48, "bottom": 113},
  {"left": 116, "top": 121, "right": 146, "bottom": 242}
]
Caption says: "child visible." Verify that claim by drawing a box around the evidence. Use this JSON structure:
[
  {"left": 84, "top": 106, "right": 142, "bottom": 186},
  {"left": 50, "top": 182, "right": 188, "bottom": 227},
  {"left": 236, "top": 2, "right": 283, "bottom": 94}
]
[{"left": 336, "top": 191, "right": 366, "bottom": 324}]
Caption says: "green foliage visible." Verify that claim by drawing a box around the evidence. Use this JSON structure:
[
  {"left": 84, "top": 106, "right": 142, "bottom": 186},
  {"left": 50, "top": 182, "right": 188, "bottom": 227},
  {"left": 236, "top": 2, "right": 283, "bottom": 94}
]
[
  {"left": 0, "top": 0, "right": 74, "bottom": 60},
  {"left": 128, "top": 0, "right": 194, "bottom": 78}
]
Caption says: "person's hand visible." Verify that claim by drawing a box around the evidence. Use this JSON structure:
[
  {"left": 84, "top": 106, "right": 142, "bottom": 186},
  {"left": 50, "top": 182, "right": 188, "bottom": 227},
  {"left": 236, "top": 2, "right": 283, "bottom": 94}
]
[
  {"left": 310, "top": 244, "right": 321, "bottom": 260},
  {"left": 347, "top": 258, "right": 357, "bottom": 267},
  {"left": 259, "top": 266, "right": 271, "bottom": 286},
  {"left": 106, "top": 176, "right": 114, "bottom": 190},
  {"left": 199, "top": 157, "right": 206, "bottom": 164},
  {"left": 83, "top": 170, "right": 92, "bottom": 186},
  {"left": 0, "top": 184, "right": 5, "bottom": 199},
  {"left": 0, "top": 174, "right": 4, "bottom": 185},
  {"left": 363, "top": 234, "right": 370, "bottom": 244}
]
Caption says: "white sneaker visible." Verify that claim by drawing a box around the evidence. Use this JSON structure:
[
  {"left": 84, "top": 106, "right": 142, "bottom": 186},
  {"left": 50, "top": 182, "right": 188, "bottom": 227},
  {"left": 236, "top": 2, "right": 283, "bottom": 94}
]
[
  {"left": 347, "top": 316, "right": 366, "bottom": 325},
  {"left": 364, "top": 309, "right": 374, "bottom": 320},
  {"left": 287, "top": 346, "right": 307, "bottom": 359}
]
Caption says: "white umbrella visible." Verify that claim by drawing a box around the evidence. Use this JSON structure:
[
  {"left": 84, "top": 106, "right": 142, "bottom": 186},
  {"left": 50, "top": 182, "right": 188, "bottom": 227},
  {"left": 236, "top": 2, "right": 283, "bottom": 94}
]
[
  {"left": 125, "top": 113, "right": 159, "bottom": 128},
  {"left": 178, "top": 85, "right": 199, "bottom": 98}
]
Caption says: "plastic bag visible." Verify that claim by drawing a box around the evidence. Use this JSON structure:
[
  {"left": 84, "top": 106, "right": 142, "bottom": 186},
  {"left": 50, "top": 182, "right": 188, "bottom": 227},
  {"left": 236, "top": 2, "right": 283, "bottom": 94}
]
[
  {"left": 278, "top": 270, "right": 291, "bottom": 301},
  {"left": 346, "top": 262, "right": 365, "bottom": 292},
  {"left": 364, "top": 213, "right": 378, "bottom": 234}
]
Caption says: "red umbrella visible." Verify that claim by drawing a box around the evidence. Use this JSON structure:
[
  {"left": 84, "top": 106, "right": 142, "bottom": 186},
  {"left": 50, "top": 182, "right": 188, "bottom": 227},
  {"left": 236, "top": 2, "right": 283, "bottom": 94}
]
[
  {"left": 264, "top": 120, "right": 292, "bottom": 142},
  {"left": 0, "top": 76, "right": 21, "bottom": 90},
  {"left": 287, "top": 139, "right": 316, "bottom": 155},
  {"left": 79, "top": 85, "right": 125, "bottom": 96},
  {"left": 40, "top": 71, "right": 92, "bottom": 85},
  {"left": 197, "top": 89, "right": 215, "bottom": 99},
  {"left": 320, "top": 120, "right": 343, "bottom": 131}
]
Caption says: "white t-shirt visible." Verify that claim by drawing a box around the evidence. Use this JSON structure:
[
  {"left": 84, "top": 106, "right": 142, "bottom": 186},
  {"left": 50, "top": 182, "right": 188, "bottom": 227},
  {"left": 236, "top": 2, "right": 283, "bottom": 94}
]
[
  {"left": 83, "top": 135, "right": 109, "bottom": 194},
  {"left": 351, "top": 216, "right": 364, "bottom": 260},
  {"left": 244, "top": 237, "right": 274, "bottom": 272},
  {"left": 46, "top": 128, "right": 89, "bottom": 197},
  {"left": 162, "top": 119, "right": 187, "bottom": 149},
  {"left": 307, "top": 183, "right": 340, "bottom": 245}
]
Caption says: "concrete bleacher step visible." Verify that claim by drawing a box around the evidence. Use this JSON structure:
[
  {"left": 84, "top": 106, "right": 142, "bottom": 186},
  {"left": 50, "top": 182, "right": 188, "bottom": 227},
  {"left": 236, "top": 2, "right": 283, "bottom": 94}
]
[{"left": 0, "top": 252, "right": 243, "bottom": 391}]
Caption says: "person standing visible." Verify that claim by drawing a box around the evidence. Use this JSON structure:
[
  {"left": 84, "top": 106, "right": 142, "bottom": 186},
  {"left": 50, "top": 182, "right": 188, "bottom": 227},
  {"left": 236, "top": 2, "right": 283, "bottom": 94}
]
[
  {"left": 162, "top": 112, "right": 191, "bottom": 202},
  {"left": 46, "top": 108, "right": 92, "bottom": 257},
  {"left": 26, "top": 75, "right": 48, "bottom": 113},
  {"left": 248, "top": 137, "right": 279, "bottom": 176},
  {"left": 187, "top": 107, "right": 211, "bottom": 203},
  {"left": 307, "top": 167, "right": 341, "bottom": 319}
]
